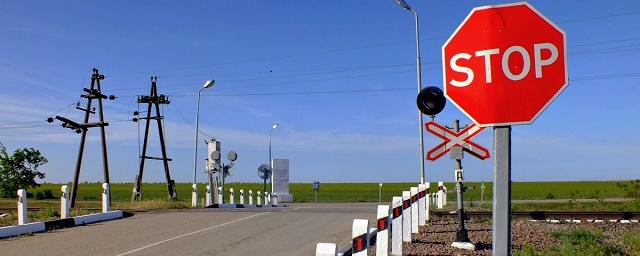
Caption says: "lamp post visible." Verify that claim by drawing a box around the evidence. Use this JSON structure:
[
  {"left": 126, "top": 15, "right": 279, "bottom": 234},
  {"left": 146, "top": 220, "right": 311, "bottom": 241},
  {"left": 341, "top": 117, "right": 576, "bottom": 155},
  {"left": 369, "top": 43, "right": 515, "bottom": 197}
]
[
  {"left": 394, "top": 0, "right": 426, "bottom": 184},
  {"left": 192, "top": 80, "right": 215, "bottom": 207},
  {"left": 267, "top": 122, "right": 279, "bottom": 193}
]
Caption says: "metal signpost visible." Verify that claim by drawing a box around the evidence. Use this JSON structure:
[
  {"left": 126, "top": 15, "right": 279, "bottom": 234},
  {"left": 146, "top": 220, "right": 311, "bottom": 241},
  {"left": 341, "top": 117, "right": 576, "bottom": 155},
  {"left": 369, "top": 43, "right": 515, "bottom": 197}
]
[
  {"left": 313, "top": 181, "right": 320, "bottom": 203},
  {"left": 258, "top": 164, "right": 272, "bottom": 193},
  {"left": 443, "top": 3, "right": 567, "bottom": 255}
]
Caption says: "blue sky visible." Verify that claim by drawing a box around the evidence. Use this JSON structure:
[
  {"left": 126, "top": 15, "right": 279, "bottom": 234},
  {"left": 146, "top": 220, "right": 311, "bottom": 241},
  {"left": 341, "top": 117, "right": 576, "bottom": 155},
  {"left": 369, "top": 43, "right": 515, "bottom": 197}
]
[{"left": 0, "top": 1, "right": 638, "bottom": 184}]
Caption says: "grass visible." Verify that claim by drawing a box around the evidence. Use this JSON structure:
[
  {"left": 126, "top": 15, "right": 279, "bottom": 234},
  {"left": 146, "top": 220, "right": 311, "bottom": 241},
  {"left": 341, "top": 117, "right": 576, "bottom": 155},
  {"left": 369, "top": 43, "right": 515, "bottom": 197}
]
[
  {"left": 0, "top": 181, "right": 633, "bottom": 209},
  {"left": 515, "top": 229, "right": 623, "bottom": 256}
]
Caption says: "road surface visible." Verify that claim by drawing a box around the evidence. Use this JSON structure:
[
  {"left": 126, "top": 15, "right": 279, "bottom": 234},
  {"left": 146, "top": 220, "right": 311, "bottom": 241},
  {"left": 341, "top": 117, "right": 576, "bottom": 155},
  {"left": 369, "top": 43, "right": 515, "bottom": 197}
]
[{"left": 0, "top": 203, "right": 377, "bottom": 256}]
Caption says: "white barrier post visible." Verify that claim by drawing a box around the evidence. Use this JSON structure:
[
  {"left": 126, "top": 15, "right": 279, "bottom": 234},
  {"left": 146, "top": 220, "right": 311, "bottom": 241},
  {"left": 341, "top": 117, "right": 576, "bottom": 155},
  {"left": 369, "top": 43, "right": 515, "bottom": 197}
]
[
  {"left": 191, "top": 184, "right": 198, "bottom": 207},
  {"left": 418, "top": 184, "right": 426, "bottom": 226},
  {"left": 376, "top": 205, "right": 390, "bottom": 256},
  {"left": 442, "top": 184, "right": 448, "bottom": 206},
  {"left": 315, "top": 243, "right": 338, "bottom": 256},
  {"left": 17, "top": 189, "right": 27, "bottom": 225},
  {"left": 391, "top": 196, "right": 403, "bottom": 255},
  {"left": 402, "top": 191, "right": 411, "bottom": 242},
  {"left": 102, "top": 183, "right": 110, "bottom": 213},
  {"left": 437, "top": 182, "right": 444, "bottom": 209},
  {"left": 410, "top": 187, "right": 419, "bottom": 234},
  {"left": 425, "top": 182, "right": 431, "bottom": 221},
  {"left": 272, "top": 193, "right": 278, "bottom": 206},
  {"left": 264, "top": 192, "right": 269, "bottom": 205},
  {"left": 257, "top": 191, "right": 262, "bottom": 205},
  {"left": 217, "top": 187, "right": 223, "bottom": 204},
  {"left": 205, "top": 185, "right": 212, "bottom": 207},
  {"left": 249, "top": 190, "right": 254, "bottom": 205},
  {"left": 240, "top": 189, "right": 245, "bottom": 205},
  {"left": 229, "top": 188, "right": 235, "bottom": 204},
  {"left": 352, "top": 219, "right": 369, "bottom": 256},
  {"left": 61, "top": 185, "right": 70, "bottom": 219}
]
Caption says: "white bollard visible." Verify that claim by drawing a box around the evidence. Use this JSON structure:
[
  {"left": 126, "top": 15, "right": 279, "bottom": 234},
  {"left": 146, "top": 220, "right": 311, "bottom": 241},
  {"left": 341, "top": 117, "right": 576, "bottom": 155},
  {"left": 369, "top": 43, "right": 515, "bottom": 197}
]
[
  {"left": 249, "top": 190, "right": 254, "bottom": 205},
  {"left": 352, "top": 219, "right": 369, "bottom": 256},
  {"left": 410, "top": 187, "right": 419, "bottom": 234},
  {"left": 61, "top": 185, "right": 70, "bottom": 219},
  {"left": 217, "top": 187, "right": 223, "bottom": 204},
  {"left": 17, "top": 189, "right": 27, "bottom": 225},
  {"left": 191, "top": 184, "right": 198, "bottom": 207},
  {"left": 205, "top": 185, "right": 212, "bottom": 207},
  {"left": 264, "top": 192, "right": 269, "bottom": 206},
  {"left": 315, "top": 243, "right": 338, "bottom": 256},
  {"left": 437, "top": 182, "right": 444, "bottom": 209},
  {"left": 229, "top": 188, "right": 235, "bottom": 204},
  {"left": 376, "top": 205, "right": 390, "bottom": 256},
  {"left": 240, "top": 189, "right": 245, "bottom": 205},
  {"left": 272, "top": 193, "right": 278, "bottom": 206},
  {"left": 257, "top": 191, "right": 262, "bottom": 205},
  {"left": 418, "top": 184, "right": 426, "bottom": 226},
  {"left": 391, "top": 196, "right": 403, "bottom": 255},
  {"left": 402, "top": 191, "right": 411, "bottom": 242},
  {"left": 102, "top": 183, "right": 110, "bottom": 213},
  {"left": 425, "top": 182, "right": 431, "bottom": 221}
]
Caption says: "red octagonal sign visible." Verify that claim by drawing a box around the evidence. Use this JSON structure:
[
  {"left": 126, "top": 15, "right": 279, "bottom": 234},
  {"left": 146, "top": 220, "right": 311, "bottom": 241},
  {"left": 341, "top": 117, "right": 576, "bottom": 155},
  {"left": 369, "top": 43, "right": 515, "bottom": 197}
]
[{"left": 443, "top": 2, "right": 567, "bottom": 127}]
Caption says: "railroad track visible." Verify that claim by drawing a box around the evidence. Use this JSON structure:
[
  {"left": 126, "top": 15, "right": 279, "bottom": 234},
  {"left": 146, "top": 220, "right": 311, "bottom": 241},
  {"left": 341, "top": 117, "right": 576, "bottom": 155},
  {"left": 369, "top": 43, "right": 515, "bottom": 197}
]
[{"left": 432, "top": 211, "right": 640, "bottom": 220}]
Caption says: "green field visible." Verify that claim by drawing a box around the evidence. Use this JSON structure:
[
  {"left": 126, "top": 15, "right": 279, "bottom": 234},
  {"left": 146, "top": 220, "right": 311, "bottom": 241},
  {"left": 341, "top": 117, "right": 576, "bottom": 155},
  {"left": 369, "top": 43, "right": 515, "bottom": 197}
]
[{"left": 0, "top": 180, "right": 633, "bottom": 209}]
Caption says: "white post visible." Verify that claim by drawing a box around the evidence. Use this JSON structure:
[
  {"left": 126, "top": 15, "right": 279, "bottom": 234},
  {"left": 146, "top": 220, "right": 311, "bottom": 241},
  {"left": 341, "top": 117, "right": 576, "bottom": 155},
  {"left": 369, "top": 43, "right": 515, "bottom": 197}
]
[
  {"left": 402, "top": 191, "right": 411, "bottom": 242},
  {"left": 17, "top": 189, "right": 27, "bottom": 225},
  {"left": 443, "top": 184, "right": 448, "bottom": 206},
  {"left": 217, "top": 187, "right": 223, "bottom": 204},
  {"left": 257, "top": 191, "right": 262, "bottom": 205},
  {"left": 229, "top": 188, "right": 235, "bottom": 204},
  {"left": 192, "top": 184, "right": 198, "bottom": 207},
  {"left": 205, "top": 185, "right": 212, "bottom": 207},
  {"left": 61, "top": 185, "right": 70, "bottom": 219},
  {"left": 315, "top": 243, "right": 338, "bottom": 256},
  {"left": 264, "top": 192, "right": 269, "bottom": 206},
  {"left": 102, "top": 183, "right": 110, "bottom": 213},
  {"left": 272, "top": 193, "right": 278, "bottom": 206},
  {"left": 391, "top": 196, "right": 403, "bottom": 255},
  {"left": 437, "top": 182, "right": 444, "bottom": 209},
  {"left": 410, "top": 187, "right": 418, "bottom": 234},
  {"left": 376, "top": 205, "right": 390, "bottom": 256},
  {"left": 240, "top": 189, "right": 245, "bottom": 205},
  {"left": 352, "top": 219, "right": 369, "bottom": 256},
  {"left": 249, "top": 190, "right": 254, "bottom": 205},
  {"left": 425, "top": 182, "right": 431, "bottom": 221},
  {"left": 418, "top": 184, "right": 426, "bottom": 226}
]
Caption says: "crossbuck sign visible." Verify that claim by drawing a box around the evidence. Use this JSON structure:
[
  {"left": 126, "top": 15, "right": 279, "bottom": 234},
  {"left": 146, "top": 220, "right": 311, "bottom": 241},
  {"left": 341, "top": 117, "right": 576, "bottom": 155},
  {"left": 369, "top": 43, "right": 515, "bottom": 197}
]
[{"left": 425, "top": 121, "right": 489, "bottom": 161}]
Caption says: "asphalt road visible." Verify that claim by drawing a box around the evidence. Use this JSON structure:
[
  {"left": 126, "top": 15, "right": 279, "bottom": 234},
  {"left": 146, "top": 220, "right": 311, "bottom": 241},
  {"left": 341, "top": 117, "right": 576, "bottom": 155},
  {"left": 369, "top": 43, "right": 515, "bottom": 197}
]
[{"left": 0, "top": 203, "right": 378, "bottom": 256}]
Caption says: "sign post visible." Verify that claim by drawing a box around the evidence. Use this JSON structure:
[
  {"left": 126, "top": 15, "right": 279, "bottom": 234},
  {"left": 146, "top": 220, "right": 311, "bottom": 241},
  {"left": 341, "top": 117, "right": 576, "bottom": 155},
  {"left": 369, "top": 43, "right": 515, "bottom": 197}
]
[{"left": 443, "top": 3, "right": 567, "bottom": 255}]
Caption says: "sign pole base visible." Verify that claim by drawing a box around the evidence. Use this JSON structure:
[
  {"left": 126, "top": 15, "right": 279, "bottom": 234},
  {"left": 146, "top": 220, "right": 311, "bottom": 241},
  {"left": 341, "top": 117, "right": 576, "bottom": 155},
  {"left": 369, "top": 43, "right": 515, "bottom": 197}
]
[{"left": 492, "top": 126, "right": 512, "bottom": 256}]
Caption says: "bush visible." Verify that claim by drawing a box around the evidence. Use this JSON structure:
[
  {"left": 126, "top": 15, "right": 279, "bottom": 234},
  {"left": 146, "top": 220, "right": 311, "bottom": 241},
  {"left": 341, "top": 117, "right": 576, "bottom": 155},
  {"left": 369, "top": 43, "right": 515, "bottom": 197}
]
[
  {"left": 34, "top": 189, "right": 55, "bottom": 200},
  {"left": 545, "top": 193, "right": 555, "bottom": 199},
  {"left": 623, "top": 231, "right": 640, "bottom": 256}
]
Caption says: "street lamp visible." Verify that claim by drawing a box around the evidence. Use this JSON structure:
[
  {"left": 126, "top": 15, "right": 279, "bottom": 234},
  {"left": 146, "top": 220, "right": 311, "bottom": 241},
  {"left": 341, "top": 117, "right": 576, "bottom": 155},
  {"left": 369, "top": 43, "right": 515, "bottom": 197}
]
[
  {"left": 192, "top": 80, "right": 215, "bottom": 207},
  {"left": 267, "top": 122, "right": 279, "bottom": 192},
  {"left": 393, "top": 0, "right": 427, "bottom": 184}
]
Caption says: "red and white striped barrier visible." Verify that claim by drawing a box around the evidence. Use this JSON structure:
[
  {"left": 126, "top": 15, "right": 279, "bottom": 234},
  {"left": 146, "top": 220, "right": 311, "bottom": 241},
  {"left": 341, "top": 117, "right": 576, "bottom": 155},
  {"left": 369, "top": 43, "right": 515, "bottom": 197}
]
[
  {"left": 418, "top": 184, "right": 426, "bottom": 226},
  {"left": 376, "top": 205, "right": 390, "bottom": 256},
  {"left": 424, "top": 182, "right": 431, "bottom": 221}
]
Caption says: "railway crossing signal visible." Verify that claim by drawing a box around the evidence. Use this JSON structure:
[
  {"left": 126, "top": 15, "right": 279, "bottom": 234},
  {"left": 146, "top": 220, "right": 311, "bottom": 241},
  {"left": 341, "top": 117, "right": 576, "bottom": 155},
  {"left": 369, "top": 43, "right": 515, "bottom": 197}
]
[{"left": 425, "top": 121, "right": 489, "bottom": 161}]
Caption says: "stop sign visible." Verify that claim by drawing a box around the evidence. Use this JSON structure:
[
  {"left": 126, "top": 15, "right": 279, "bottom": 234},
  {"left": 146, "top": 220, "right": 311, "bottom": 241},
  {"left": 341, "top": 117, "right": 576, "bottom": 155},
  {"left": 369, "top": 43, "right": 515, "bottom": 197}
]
[{"left": 443, "top": 3, "right": 567, "bottom": 126}]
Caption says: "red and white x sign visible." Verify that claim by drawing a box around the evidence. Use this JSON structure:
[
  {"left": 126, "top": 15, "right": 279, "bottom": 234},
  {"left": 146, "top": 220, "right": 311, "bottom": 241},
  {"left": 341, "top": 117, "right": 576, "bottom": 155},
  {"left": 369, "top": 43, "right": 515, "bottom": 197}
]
[{"left": 425, "top": 121, "right": 490, "bottom": 161}]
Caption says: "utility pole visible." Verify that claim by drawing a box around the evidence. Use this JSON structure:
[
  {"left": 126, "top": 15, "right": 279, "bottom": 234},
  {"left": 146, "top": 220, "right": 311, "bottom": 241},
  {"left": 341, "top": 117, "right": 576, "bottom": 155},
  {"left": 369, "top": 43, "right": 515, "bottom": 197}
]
[
  {"left": 50, "top": 69, "right": 116, "bottom": 208},
  {"left": 132, "top": 77, "right": 177, "bottom": 201}
]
